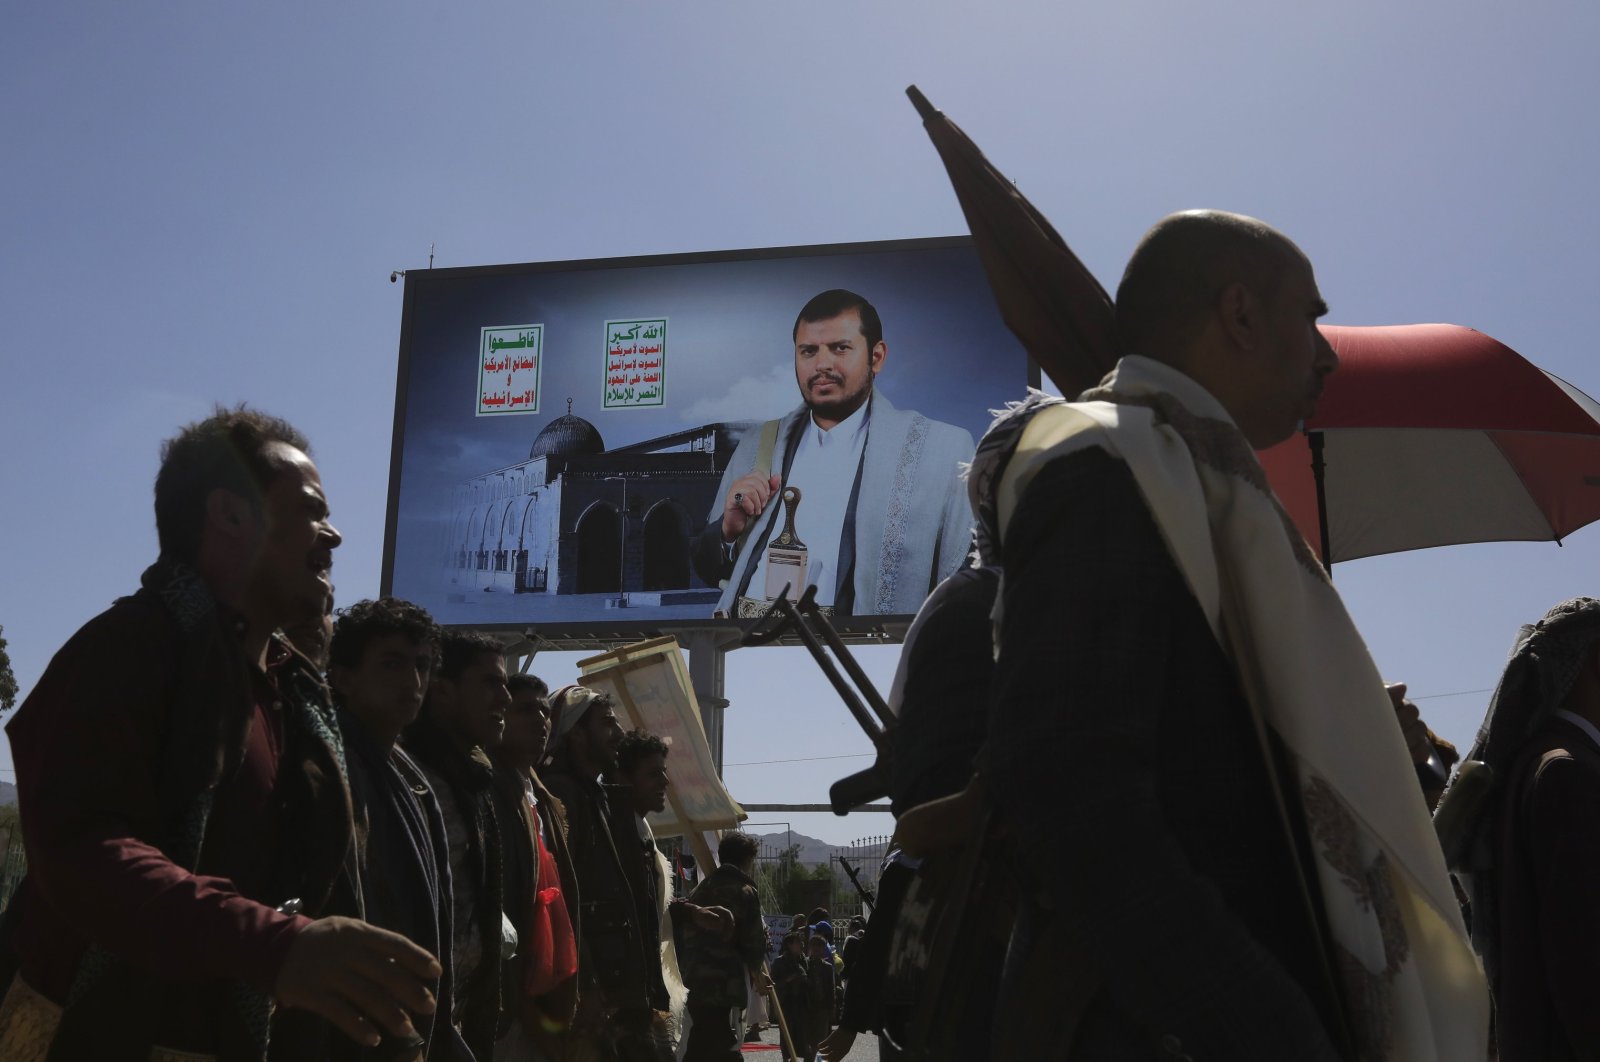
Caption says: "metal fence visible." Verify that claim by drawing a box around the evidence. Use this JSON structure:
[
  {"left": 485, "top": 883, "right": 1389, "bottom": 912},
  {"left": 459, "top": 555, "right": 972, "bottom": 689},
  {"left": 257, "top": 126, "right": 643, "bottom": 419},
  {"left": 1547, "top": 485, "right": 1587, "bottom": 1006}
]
[{"left": 750, "top": 833, "right": 891, "bottom": 928}]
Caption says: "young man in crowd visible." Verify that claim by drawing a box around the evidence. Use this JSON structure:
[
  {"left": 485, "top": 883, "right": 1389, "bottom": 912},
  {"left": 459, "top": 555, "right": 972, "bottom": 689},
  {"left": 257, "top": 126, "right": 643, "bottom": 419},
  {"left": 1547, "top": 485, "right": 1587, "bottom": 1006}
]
[
  {"left": 674, "top": 831, "right": 768, "bottom": 1062},
  {"left": 0, "top": 407, "right": 439, "bottom": 1060},
  {"left": 402, "top": 629, "right": 512, "bottom": 1061},
  {"left": 541, "top": 686, "right": 659, "bottom": 1059},
  {"left": 327, "top": 597, "right": 470, "bottom": 1061},
  {"left": 606, "top": 729, "right": 679, "bottom": 1050},
  {"left": 769, "top": 933, "right": 812, "bottom": 1060},
  {"left": 491, "top": 672, "right": 578, "bottom": 1060},
  {"left": 806, "top": 934, "right": 836, "bottom": 1056}
]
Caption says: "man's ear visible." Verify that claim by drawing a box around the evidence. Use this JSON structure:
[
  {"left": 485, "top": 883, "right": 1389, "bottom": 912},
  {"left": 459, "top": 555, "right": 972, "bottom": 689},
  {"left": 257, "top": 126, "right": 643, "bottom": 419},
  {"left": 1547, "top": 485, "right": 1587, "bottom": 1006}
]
[
  {"left": 1216, "top": 280, "right": 1260, "bottom": 352},
  {"left": 205, "top": 488, "right": 257, "bottom": 543},
  {"left": 869, "top": 340, "right": 887, "bottom": 376},
  {"left": 427, "top": 674, "right": 455, "bottom": 716}
]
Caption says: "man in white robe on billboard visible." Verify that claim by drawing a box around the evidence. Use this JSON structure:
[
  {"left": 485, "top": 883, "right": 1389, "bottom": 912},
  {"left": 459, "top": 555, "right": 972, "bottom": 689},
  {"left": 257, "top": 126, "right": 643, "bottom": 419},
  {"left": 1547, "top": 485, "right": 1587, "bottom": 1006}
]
[{"left": 691, "top": 289, "right": 975, "bottom": 618}]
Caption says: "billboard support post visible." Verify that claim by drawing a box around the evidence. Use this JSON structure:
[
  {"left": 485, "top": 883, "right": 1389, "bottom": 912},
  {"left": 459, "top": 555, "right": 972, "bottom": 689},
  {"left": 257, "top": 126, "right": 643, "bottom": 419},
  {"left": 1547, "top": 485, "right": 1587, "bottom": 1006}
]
[{"left": 682, "top": 627, "right": 740, "bottom": 772}]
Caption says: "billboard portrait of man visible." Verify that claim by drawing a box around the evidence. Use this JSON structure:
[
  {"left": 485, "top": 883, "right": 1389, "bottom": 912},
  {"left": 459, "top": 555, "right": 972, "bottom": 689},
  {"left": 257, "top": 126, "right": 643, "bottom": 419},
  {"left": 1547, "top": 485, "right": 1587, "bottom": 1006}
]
[{"left": 691, "top": 289, "right": 975, "bottom": 617}]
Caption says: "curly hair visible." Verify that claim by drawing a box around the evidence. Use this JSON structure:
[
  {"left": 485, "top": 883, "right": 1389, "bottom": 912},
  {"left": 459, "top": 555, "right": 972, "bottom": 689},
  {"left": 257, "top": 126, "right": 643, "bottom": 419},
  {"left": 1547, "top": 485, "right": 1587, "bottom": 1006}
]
[
  {"left": 615, "top": 728, "right": 669, "bottom": 776},
  {"left": 506, "top": 672, "right": 549, "bottom": 699},
  {"left": 717, "top": 830, "right": 760, "bottom": 867},
  {"left": 436, "top": 629, "right": 505, "bottom": 682},
  {"left": 155, "top": 404, "right": 311, "bottom": 562},
  {"left": 329, "top": 597, "right": 440, "bottom": 671}
]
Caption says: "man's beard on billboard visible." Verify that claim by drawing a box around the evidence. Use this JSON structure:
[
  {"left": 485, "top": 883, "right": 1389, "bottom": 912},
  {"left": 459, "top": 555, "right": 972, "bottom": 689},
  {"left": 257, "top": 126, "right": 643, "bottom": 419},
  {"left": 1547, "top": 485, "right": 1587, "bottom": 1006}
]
[{"left": 805, "top": 378, "right": 872, "bottom": 423}]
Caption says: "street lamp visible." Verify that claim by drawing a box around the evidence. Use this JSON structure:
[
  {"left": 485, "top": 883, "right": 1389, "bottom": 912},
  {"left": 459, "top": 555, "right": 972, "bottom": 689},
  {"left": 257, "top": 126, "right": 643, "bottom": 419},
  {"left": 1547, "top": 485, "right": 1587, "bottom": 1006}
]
[{"left": 603, "top": 475, "right": 629, "bottom": 608}]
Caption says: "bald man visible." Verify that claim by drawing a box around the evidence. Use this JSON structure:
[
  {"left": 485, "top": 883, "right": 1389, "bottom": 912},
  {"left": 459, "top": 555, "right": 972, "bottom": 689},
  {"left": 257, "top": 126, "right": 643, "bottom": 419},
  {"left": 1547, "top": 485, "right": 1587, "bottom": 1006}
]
[{"left": 977, "top": 212, "right": 1486, "bottom": 1060}]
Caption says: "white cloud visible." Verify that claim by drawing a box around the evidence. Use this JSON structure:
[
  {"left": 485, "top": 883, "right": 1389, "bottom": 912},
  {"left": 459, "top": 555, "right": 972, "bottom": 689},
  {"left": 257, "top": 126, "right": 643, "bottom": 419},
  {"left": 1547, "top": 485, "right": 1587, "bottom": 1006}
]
[{"left": 677, "top": 362, "right": 798, "bottom": 424}]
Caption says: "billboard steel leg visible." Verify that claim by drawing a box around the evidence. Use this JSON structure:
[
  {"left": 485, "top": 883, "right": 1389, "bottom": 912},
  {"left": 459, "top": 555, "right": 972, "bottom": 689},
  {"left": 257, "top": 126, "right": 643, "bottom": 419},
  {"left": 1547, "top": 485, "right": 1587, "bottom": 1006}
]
[{"left": 684, "top": 628, "right": 739, "bottom": 773}]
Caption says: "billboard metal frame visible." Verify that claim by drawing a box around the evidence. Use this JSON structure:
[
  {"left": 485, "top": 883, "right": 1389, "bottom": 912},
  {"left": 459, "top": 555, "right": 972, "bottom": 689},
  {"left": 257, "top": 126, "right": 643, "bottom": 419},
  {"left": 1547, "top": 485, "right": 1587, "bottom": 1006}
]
[{"left": 380, "top": 235, "right": 1040, "bottom": 651}]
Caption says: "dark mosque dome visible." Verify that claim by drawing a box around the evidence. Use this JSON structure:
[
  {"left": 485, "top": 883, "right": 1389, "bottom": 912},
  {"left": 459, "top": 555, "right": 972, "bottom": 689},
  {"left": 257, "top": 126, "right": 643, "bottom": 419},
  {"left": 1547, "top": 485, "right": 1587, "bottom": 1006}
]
[{"left": 530, "top": 400, "right": 604, "bottom": 460}]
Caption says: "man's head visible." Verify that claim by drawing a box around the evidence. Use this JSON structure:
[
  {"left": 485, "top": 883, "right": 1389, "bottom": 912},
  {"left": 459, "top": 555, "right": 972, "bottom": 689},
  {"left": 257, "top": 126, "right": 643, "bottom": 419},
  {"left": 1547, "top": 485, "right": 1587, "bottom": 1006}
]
[
  {"left": 1115, "top": 210, "right": 1338, "bottom": 449},
  {"left": 329, "top": 598, "right": 439, "bottom": 747},
  {"left": 782, "top": 931, "right": 805, "bottom": 957},
  {"left": 792, "top": 289, "right": 886, "bottom": 429},
  {"left": 807, "top": 935, "right": 829, "bottom": 960},
  {"left": 548, "top": 685, "right": 625, "bottom": 776},
  {"left": 791, "top": 913, "right": 808, "bottom": 931},
  {"left": 505, "top": 674, "right": 556, "bottom": 767},
  {"left": 717, "top": 830, "right": 760, "bottom": 874},
  {"left": 422, "top": 630, "right": 509, "bottom": 750},
  {"left": 501, "top": 672, "right": 552, "bottom": 768},
  {"left": 157, "top": 405, "right": 340, "bottom": 627},
  {"left": 613, "top": 729, "right": 671, "bottom": 817},
  {"left": 808, "top": 907, "right": 829, "bottom": 926}
]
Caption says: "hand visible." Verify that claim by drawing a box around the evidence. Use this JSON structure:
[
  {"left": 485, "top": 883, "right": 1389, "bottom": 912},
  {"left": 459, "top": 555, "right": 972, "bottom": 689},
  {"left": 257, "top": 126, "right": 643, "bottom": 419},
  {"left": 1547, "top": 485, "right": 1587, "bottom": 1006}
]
[
  {"left": 1387, "top": 683, "right": 1433, "bottom": 765},
  {"left": 274, "top": 916, "right": 440, "bottom": 1048},
  {"left": 692, "top": 904, "right": 736, "bottom": 940},
  {"left": 721, "top": 473, "right": 782, "bottom": 542},
  {"left": 897, "top": 777, "right": 986, "bottom": 859},
  {"left": 819, "top": 1026, "right": 857, "bottom": 1060}
]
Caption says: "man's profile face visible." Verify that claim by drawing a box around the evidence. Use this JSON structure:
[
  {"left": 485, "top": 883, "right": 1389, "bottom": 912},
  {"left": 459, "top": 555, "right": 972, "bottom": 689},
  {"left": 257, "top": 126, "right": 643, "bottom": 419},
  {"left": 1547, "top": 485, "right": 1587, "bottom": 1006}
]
[
  {"left": 793, "top": 310, "right": 884, "bottom": 426},
  {"left": 246, "top": 442, "right": 341, "bottom": 628},
  {"left": 625, "top": 750, "right": 670, "bottom": 816},
  {"left": 1248, "top": 254, "right": 1338, "bottom": 448},
  {"left": 582, "top": 704, "right": 626, "bottom": 772},
  {"left": 333, "top": 633, "right": 434, "bottom": 742},
  {"left": 504, "top": 685, "right": 552, "bottom": 764},
  {"left": 439, "top": 650, "right": 510, "bottom": 749}
]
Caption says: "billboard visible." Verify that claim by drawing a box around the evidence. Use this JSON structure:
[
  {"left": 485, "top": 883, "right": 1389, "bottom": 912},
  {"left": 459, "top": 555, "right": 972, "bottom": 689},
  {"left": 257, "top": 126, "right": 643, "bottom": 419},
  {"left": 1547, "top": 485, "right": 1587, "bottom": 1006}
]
[{"left": 381, "top": 237, "right": 1031, "bottom": 635}]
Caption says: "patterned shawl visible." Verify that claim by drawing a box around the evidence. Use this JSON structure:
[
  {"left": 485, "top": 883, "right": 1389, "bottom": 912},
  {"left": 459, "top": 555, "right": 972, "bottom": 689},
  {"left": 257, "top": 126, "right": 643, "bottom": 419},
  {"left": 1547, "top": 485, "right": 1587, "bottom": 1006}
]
[{"left": 995, "top": 356, "right": 1490, "bottom": 1060}]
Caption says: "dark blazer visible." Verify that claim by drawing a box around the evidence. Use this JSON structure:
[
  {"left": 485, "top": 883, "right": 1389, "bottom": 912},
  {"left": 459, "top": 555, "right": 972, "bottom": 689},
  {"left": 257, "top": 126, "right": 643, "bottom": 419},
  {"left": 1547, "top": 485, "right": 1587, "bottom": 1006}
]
[
  {"left": 988, "top": 448, "right": 1347, "bottom": 1061},
  {"left": 1494, "top": 714, "right": 1600, "bottom": 1062},
  {"left": 542, "top": 764, "right": 650, "bottom": 1011},
  {"left": 604, "top": 788, "right": 672, "bottom": 1011}
]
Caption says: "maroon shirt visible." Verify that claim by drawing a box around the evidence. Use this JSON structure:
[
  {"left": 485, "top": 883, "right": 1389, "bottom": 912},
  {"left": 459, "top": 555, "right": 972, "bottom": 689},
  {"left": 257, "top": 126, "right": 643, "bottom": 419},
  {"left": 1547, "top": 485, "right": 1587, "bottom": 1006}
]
[{"left": 6, "top": 592, "right": 309, "bottom": 1005}]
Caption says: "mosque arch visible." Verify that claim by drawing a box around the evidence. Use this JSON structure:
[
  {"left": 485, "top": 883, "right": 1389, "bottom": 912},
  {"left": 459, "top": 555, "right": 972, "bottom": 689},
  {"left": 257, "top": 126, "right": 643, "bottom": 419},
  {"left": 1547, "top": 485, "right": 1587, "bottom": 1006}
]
[
  {"left": 518, "top": 495, "right": 540, "bottom": 544},
  {"left": 574, "top": 501, "right": 621, "bottom": 595},
  {"left": 642, "top": 499, "right": 692, "bottom": 590}
]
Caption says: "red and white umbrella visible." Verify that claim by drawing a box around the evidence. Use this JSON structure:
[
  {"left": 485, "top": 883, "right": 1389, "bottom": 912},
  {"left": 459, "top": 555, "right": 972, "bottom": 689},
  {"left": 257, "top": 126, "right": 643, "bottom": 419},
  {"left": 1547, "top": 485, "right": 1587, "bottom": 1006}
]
[{"left": 1260, "top": 324, "right": 1600, "bottom": 565}]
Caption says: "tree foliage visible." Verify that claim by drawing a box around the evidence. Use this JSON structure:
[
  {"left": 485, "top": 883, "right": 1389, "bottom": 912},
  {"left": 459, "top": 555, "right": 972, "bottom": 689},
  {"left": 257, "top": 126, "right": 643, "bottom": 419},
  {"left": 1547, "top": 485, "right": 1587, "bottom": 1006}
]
[
  {"left": 0, "top": 625, "right": 16, "bottom": 715},
  {"left": 751, "top": 844, "right": 848, "bottom": 917}
]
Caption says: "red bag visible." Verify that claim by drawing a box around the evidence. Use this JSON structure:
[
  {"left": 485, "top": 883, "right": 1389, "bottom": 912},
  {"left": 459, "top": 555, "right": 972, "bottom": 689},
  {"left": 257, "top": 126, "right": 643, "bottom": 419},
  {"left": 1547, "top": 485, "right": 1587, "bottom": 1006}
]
[{"left": 523, "top": 818, "right": 578, "bottom": 997}]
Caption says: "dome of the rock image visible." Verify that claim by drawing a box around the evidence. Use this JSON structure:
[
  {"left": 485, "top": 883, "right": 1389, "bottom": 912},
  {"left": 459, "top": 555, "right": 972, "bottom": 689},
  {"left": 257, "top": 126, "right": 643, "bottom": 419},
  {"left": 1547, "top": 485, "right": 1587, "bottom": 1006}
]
[{"left": 529, "top": 404, "right": 605, "bottom": 460}]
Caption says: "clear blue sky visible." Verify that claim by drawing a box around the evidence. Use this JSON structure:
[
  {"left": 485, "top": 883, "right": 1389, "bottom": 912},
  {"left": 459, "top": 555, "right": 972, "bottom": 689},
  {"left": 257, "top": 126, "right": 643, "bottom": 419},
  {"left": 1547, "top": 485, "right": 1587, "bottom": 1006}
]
[{"left": 4, "top": 2, "right": 1598, "bottom": 844}]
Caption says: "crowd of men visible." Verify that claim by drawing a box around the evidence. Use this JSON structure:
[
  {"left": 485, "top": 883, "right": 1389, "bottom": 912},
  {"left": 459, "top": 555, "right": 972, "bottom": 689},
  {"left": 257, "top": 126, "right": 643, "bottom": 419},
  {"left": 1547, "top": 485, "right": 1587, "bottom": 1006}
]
[
  {"left": 0, "top": 405, "right": 777, "bottom": 1062},
  {"left": 2, "top": 208, "right": 1598, "bottom": 1061}
]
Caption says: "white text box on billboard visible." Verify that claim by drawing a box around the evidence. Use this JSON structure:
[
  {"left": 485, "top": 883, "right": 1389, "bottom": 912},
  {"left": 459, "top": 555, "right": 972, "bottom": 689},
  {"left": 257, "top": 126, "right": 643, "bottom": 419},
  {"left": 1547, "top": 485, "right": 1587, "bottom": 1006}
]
[
  {"left": 478, "top": 324, "right": 544, "bottom": 416},
  {"left": 604, "top": 317, "right": 667, "bottom": 409}
]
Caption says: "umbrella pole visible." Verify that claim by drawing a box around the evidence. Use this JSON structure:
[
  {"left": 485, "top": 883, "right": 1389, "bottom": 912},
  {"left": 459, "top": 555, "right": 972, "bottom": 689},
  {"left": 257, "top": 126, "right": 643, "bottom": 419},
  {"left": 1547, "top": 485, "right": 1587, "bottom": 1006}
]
[{"left": 1308, "top": 430, "right": 1332, "bottom": 576}]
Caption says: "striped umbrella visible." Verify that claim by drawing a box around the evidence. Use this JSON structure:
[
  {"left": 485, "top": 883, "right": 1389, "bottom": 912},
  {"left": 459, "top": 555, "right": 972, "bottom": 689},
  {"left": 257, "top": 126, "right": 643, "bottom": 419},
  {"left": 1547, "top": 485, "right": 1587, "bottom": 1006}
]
[
  {"left": 1260, "top": 324, "right": 1600, "bottom": 565},
  {"left": 905, "top": 90, "right": 1600, "bottom": 566}
]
